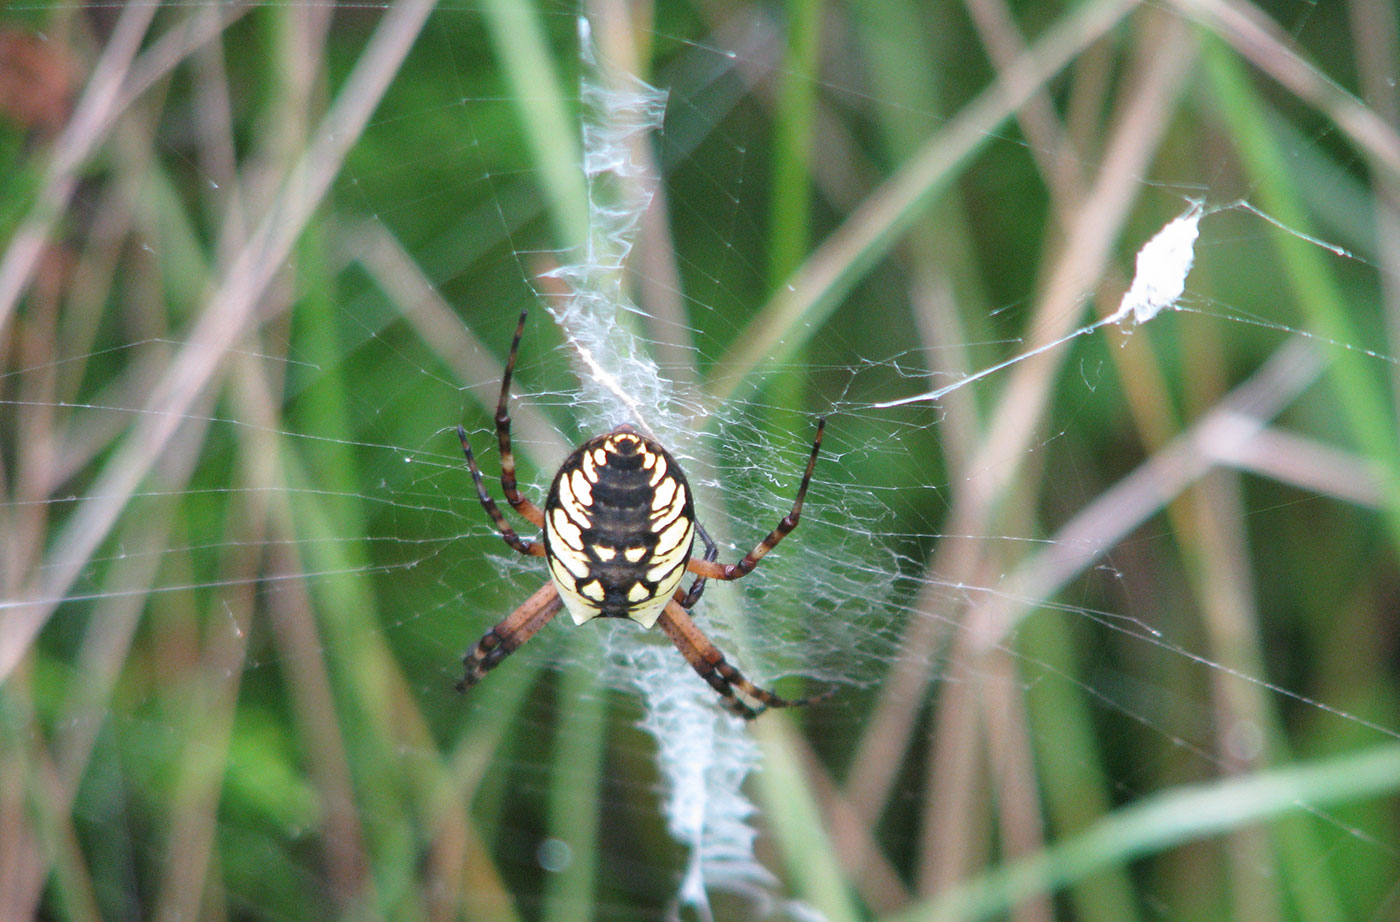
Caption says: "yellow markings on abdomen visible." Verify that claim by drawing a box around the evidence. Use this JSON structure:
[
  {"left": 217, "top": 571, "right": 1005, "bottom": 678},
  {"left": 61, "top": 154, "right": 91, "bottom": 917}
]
[
  {"left": 569, "top": 469, "right": 593, "bottom": 507},
  {"left": 647, "top": 454, "right": 667, "bottom": 485},
  {"left": 646, "top": 518, "right": 693, "bottom": 584},
  {"left": 549, "top": 508, "right": 584, "bottom": 554},
  {"left": 651, "top": 476, "right": 676, "bottom": 511},
  {"left": 544, "top": 425, "right": 697, "bottom": 629}
]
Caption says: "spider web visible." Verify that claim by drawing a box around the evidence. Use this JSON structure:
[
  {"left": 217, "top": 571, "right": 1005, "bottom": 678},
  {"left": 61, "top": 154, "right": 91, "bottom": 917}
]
[{"left": 3, "top": 2, "right": 1400, "bottom": 922}]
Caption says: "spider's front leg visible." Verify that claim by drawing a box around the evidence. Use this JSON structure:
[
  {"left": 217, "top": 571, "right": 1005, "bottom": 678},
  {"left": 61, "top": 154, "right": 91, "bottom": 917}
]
[
  {"left": 687, "top": 418, "right": 825, "bottom": 583},
  {"left": 492, "top": 308, "right": 546, "bottom": 527},
  {"left": 458, "top": 581, "right": 563, "bottom": 692},
  {"left": 655, "top": 599, "right": 832, "bottom": 719},
  {"left": 458, "top": 425, "right": 545, "bottom": 558}
]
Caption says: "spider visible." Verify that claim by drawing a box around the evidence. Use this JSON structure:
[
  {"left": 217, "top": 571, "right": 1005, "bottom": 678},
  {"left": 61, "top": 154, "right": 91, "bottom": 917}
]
[{"left": 454, "top": 309, "right": 830, "bottom": 719}]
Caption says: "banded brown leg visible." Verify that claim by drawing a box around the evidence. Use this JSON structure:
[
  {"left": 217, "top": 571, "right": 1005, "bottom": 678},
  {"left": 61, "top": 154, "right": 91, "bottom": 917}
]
[
  {"left": 655, "top": 599, "right": 832, "bottom": 720},
  {"left": 687, "top": 418, "right": 825, "bottom": 582},
  {"left": 458, "top": 581, "right": 563, "bottom": 692}
]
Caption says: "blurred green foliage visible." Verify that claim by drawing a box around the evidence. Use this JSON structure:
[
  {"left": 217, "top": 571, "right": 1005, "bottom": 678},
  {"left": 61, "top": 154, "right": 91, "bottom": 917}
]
[{"left": 3, "top": 1, "right": 1400, "bottom": 921}]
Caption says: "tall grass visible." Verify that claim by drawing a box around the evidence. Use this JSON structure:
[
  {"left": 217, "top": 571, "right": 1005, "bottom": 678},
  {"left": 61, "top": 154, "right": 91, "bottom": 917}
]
[{"left": 2, "top": 1, "right": 1398, "bottom": 921}]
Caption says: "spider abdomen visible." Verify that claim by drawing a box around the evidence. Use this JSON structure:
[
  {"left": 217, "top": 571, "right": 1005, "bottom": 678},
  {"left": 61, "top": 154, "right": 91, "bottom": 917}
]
[{"left": 543, "top": 425, "right": 695, "bottom": 628}]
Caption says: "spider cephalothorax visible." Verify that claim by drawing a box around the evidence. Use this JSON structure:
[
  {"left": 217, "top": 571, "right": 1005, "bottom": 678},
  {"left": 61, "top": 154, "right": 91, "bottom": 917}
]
[{"left": 454, "top": 309, "right": 828, "bottom": 719}]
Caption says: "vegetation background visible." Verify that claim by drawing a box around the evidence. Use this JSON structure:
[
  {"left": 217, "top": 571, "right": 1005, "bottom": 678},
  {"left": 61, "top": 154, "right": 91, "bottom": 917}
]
[{"left": 2, "top": 0, "right": 1400, "bottom": 920}]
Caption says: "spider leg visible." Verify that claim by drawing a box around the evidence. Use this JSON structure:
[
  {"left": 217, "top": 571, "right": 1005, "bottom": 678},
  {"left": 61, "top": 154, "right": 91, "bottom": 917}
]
[
  {"left": 656, "top": 599, "right": 832, "bottom": 720},
  {"left": 458, "top": 426, "right": 545, "bottom": 557},
  {"left": 458, "top": 582, "right": 563, "bottom": 692},
  {"left": 687, "top": 417, "right": 825, "bottom": 582},
  {"left": 678, "top": 521, "right": 719, "bottom": 609},
  {"left": 494, "top": 308, "right": 545, "bottom": 527}
]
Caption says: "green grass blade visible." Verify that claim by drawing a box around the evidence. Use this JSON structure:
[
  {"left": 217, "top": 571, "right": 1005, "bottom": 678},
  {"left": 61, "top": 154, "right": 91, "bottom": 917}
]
[
  {"left": 887, "top": 741, "right": 1400, "bottom": 922},
  {"left": 713, "top": 0, "right": 1139, "bottom": 402},
  {"left": 481, "top": 0, "right": 588, "bottom": 252}
]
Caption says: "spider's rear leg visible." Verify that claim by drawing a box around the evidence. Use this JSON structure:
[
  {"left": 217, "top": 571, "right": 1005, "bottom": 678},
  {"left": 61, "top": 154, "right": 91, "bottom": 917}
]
[
  {"left": 458, "top": 581, "right": 563, "bottom": 692},
  {"left": 655, "top": 599, "right": 832, "bottom": 719}
]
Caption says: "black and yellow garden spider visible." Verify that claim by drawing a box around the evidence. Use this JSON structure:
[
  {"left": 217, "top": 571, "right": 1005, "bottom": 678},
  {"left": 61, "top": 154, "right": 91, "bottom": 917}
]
[{"left": 455, "top": 310, "right": 830, "bottom": 719}]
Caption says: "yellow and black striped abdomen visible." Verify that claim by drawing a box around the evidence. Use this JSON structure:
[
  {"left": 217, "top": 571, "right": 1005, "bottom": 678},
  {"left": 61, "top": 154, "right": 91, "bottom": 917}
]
[{"left": 543, "top": 425, "right": 695, "bottom": 629}]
